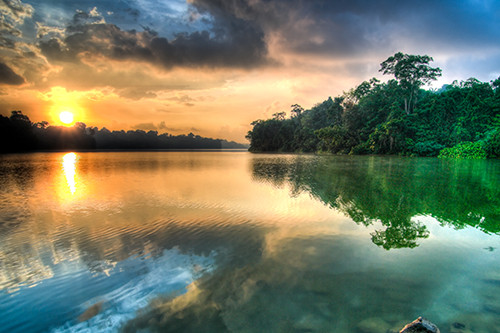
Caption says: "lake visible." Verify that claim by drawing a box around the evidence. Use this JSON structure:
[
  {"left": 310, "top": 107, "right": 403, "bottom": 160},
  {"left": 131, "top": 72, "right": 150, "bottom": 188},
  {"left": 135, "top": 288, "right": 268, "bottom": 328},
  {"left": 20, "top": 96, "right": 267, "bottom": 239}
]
[{"left": 0, "top": 152, "right": 499, "bottom": 333}]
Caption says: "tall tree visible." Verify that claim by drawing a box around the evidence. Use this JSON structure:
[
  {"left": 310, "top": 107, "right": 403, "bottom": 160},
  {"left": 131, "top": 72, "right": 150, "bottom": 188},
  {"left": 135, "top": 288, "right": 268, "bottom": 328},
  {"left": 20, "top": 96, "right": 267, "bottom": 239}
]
[
  {"left": 290, "top": 104, "right": 304, "bottom": 118},
  {"left": 380, "top": 52, "right": 442, "bottom": 114}
]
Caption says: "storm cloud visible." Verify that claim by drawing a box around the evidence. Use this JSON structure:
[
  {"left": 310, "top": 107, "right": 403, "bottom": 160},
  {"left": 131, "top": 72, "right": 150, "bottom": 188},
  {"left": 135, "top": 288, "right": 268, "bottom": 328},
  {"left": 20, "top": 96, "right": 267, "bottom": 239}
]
[
  {"left": 9, "top": 0, "right": 500, "bottom": 75},
  {"left": 0, "top": 62, "right": 25, "bottom": 85},
  {"left": 225, "top": 0, "right": 500, "bottom": 57},
  {"left": 39, "top": 2, "right": 268, "bottom": 69}
]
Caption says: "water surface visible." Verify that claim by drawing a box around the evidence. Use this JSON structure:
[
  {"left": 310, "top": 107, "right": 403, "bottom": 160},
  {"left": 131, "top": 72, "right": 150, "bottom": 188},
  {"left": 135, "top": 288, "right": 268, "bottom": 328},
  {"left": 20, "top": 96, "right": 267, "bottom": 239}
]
[{"left": 0, "top": 152, "right": 499, "bottom": 332}]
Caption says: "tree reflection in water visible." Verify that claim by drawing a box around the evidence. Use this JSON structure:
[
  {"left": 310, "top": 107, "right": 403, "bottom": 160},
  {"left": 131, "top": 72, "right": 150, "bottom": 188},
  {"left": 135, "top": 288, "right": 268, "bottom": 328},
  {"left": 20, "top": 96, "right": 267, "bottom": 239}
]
[{"left": 251, "top": 155, "right": 500, "bottom": 250}]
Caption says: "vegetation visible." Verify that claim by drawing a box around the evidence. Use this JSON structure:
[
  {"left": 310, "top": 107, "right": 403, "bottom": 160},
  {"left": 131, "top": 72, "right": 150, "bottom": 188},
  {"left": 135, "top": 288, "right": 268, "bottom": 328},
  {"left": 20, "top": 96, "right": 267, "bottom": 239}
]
[
  {"left": 247, "top": 52, "right": 500, "bottom": 159},
  {"left": 379, "top": 52, "right": 442, "bottom": 114},
  {"left": 438, "top": 141, "right": 487, "bottom": 159},
  {"left": 251, "top": 155, "right": 500, "bottom": 250},
  {"left": 0, "top": 112, "right": 247, "bottom": 153}
]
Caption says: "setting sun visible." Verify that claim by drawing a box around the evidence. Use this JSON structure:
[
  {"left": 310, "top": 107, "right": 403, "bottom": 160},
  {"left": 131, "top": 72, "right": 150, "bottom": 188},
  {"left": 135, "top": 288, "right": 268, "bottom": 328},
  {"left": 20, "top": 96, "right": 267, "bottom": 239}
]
[{"left": 59, "top": 111, "right": 74, "bottom": 125}]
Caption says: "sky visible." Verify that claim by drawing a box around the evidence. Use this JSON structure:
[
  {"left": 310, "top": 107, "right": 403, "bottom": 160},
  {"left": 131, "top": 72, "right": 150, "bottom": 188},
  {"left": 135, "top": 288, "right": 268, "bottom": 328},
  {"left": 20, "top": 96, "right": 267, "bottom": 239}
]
[{"left": 1, "top": 0, "right": 499, "bottom": 142}]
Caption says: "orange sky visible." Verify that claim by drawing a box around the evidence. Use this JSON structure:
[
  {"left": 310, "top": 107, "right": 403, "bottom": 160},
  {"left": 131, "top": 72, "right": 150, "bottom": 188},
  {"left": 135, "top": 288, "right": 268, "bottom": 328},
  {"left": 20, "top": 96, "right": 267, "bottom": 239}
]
[
  {"left": 0, "top": 63, "right": 365, "bottom": 141},
  {"left": 1, "top": 0, "right": 499, "bottom": 142}
]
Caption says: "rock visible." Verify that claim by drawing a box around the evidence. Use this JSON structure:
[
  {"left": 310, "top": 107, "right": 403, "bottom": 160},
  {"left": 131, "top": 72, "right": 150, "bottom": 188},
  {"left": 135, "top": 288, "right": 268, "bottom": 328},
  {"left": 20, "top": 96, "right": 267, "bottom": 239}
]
[
  {"left": 356, "top": 317, "right": 391, "bottom": 333},
  {"left": 448, "top": 313, "right": 491, "bottom": 333},
  {"left": 293, "top": 313, "right": 328, "bottom": 332},
  {"left": 449, "top": 321, "right": 473, "bottom": 333},
  {"left": 78, "top": 301, "right": 104, "bottom": 322},
  {"left": 387, "top": 321, "right": 413, "bottom": 333},
  {"left": 399, "top": 317, "right": 440, "bottom": 333},
  {"left": 483, "top": 300, "right": 500, "bottom": 315}
]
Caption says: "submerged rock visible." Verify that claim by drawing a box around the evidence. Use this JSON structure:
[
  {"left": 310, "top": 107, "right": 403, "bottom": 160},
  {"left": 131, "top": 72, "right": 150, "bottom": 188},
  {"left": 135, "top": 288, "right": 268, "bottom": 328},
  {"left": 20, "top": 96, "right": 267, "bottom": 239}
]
[
  {"left": 388, "top": 321, "right": 413, "bottom": 333},
  {"left": 399, "top": 317, "right": 440, "bottom": 333},
  {"left": 356, "top": 317, "right": 390, "bottom": 333},
  {"left": 78, "top": 301, "right": 104, "bottom": 322},
  {"left": 293, "top": 313, "right": 328, "bottom": 332},
  {"left": 449, "top": 321, "right": 473, "bottom": 333}
]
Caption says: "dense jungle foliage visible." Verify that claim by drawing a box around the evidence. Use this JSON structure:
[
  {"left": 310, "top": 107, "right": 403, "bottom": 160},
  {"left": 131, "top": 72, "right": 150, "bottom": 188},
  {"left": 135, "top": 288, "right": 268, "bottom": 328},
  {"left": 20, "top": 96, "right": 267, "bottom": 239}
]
[{"left": 247, "top": 53, "right": 500, "bottom": 158}]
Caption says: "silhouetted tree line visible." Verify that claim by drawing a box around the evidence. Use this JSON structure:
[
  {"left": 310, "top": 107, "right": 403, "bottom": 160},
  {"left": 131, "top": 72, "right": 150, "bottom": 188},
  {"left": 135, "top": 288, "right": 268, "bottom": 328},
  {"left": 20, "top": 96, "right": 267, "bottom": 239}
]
[
  {"left": 0, "top": 112, "right": 247, "bottom": 153},
  {"left": 247, "top": 52, "right": 500, "bottom": 158}
]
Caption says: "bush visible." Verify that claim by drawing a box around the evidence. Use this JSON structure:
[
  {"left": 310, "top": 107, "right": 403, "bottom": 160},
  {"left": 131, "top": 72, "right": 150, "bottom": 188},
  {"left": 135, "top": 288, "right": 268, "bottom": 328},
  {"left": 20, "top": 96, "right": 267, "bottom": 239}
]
[
  {"left": 438, "top": 141, "right": 487, "bottom": 159},
  {"left": 484, "top": 129, "right": 500, "bottom": 158},
  {"left": 350, "top": 142, "right": 372, "bottom": 155},
  {"left": 412, "top": 141, "right": 445, "bottom": 157}
]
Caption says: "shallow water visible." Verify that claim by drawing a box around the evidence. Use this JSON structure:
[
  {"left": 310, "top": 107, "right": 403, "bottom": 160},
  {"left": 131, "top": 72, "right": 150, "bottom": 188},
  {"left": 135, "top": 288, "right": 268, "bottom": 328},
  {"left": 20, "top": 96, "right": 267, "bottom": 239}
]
[{"left": 0, "top": 152, "right": 499, "bottom": 332}]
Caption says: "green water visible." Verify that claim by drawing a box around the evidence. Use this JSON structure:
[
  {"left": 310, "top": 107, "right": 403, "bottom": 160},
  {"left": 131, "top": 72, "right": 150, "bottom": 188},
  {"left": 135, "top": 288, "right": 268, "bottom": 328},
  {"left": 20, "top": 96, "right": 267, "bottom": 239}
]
[{"left": 0, "top": 152, "right": 499, "bottom": 332}]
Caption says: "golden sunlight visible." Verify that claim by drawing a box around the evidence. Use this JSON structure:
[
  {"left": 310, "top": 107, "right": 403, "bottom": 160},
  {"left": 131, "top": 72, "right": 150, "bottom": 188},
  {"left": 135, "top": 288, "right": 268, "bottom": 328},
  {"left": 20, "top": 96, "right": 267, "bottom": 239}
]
[
  {"left": 41, "top": 87, "right": 89, "bottom": 126},
  {"left": 62, "top": 153, "right": 77, "bottom": 194},
  {"left": 59, "top": 111, "right": 74, "bottom": 125}
]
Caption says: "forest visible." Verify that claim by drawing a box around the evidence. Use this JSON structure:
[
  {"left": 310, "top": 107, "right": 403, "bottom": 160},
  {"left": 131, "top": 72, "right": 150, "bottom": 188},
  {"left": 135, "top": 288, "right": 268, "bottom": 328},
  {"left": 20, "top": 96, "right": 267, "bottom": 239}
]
[
  {"left": 247, "top": 53, "right": 500, "bottom": 159},
  {"left": 0, "top": 111, "right": 247, "bottom": 153}
]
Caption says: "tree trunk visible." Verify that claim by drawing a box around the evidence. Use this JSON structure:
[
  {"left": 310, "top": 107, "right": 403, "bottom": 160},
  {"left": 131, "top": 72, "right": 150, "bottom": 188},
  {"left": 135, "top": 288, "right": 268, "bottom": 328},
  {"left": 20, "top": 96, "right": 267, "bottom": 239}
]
[{"left": 408, "top": 90, "right": 413, "bottom": 114}]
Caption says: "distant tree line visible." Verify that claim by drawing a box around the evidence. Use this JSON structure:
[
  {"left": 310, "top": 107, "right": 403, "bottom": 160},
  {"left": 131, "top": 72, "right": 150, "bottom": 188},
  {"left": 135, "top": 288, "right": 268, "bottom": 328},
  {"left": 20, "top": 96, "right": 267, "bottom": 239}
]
[
  {"left": 0, "top": 112, "right": 247, "bottom": 153},
  {"left": 247, "top": 52, "right": 500, "bottom": 158}
]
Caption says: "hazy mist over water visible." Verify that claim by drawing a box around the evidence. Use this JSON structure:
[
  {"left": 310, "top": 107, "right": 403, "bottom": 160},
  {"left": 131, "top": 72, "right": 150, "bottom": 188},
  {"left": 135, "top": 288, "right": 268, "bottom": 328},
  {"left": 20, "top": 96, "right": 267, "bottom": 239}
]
[{"left": 0, "top": 152, "right": 499, "bottom": 332}]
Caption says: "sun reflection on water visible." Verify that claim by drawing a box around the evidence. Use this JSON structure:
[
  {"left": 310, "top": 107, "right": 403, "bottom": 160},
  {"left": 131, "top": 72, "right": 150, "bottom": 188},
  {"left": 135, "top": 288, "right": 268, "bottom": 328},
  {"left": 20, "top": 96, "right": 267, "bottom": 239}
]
[{"left": 62, "top": 153, "right": 77, "bottom": 194}]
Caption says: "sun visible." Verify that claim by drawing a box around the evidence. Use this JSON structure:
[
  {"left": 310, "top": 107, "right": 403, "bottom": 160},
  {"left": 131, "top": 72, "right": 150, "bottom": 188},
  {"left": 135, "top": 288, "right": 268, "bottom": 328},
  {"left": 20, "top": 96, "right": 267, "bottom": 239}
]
[{"left": 59, "top": 111, "right": 74, "bottom": 125}]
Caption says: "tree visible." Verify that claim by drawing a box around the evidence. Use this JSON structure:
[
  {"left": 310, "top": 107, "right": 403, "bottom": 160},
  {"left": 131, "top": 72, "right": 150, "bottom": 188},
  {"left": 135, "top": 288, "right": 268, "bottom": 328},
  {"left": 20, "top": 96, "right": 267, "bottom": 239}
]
[
  {"left": 380, "top": 52, "right": 442, "bottom": 114},
  {"left": 10, "top": 110, "right": 32, "bottom": 128},
  {"left": 35, "top": 121, "right": 49, "bottom": 129},
  {"left": 272, "top": 111, "right": 286, "bottom": 120},
  {"left": 290, "top": 104, "right": 304, "bottom": 118}
]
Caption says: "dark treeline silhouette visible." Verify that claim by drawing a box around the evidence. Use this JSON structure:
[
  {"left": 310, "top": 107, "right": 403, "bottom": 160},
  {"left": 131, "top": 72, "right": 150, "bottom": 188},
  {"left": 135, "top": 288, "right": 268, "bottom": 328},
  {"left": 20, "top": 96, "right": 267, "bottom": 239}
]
[
  {"left": 0, "top": 111, "right": 247, "bottom": 153},
  {"left": 91, "top": 127, "right": 246, "bottom": 150},
  {"left": 247, "top": 52, "right": 500, "bottom": 159}
]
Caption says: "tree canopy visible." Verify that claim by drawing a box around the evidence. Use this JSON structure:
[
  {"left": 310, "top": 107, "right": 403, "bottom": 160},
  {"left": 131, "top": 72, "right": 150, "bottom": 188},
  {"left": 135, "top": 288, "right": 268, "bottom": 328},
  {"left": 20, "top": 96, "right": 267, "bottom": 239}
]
[
  {"left": 379, "top": 52, "right": 442, "bottom": 114},
  {"left": 247, "top": 53, "right": 499, "bottom": 159}
]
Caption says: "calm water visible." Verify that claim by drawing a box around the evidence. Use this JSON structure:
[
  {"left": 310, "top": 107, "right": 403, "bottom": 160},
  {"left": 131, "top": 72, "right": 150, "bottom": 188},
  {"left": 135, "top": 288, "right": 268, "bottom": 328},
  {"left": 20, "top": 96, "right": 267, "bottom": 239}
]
[{"left": 0, "top": 152, "right": 499, "bottom": 333}]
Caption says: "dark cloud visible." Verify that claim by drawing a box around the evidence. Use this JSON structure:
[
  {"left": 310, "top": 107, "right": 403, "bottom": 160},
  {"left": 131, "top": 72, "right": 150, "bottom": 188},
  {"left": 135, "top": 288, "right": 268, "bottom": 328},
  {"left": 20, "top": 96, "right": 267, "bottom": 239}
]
[
  {"left": 132, "top": 122, "right": 158, "bottom": 131},
  {"left": 0, "top": 62, "right": 25, "bottom": 85},
  {"left": 71, "top": 8, "right": 105, "bottom": 26},
  {"left": 39, "top": 22, "right": 156, "bottom": 63},
  {"left": 267, "top": 0, "right": 500, "bottom": 56},
  {"left": 38, "top": 2, "right": 268, "bottom": 69},
  {"left": 124, "top": 7, "right": 140, "bottom": 20},
  {"left": 133, "top": 121, "right": 186, "bottom": 133},
  {"left": 157, "top": 122, "right": 182, "bottom": 132},
  {"left": 157, "top": 121, "right": 168, "bottom": 130},
  {"left": 187, "top": 0, "right": 500, "bottom": 58},
  {"left": 132, "top": 121, "right": 203, "bottom": 134},
  {"left": 119, "top": 88, "right": 157, "bottom": 100},
  {"left": 5, "top": 0, "right": 498, "bottom": 89},
  {"left": 166, "top": 94, "right": 196, "bottom": 106}
]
